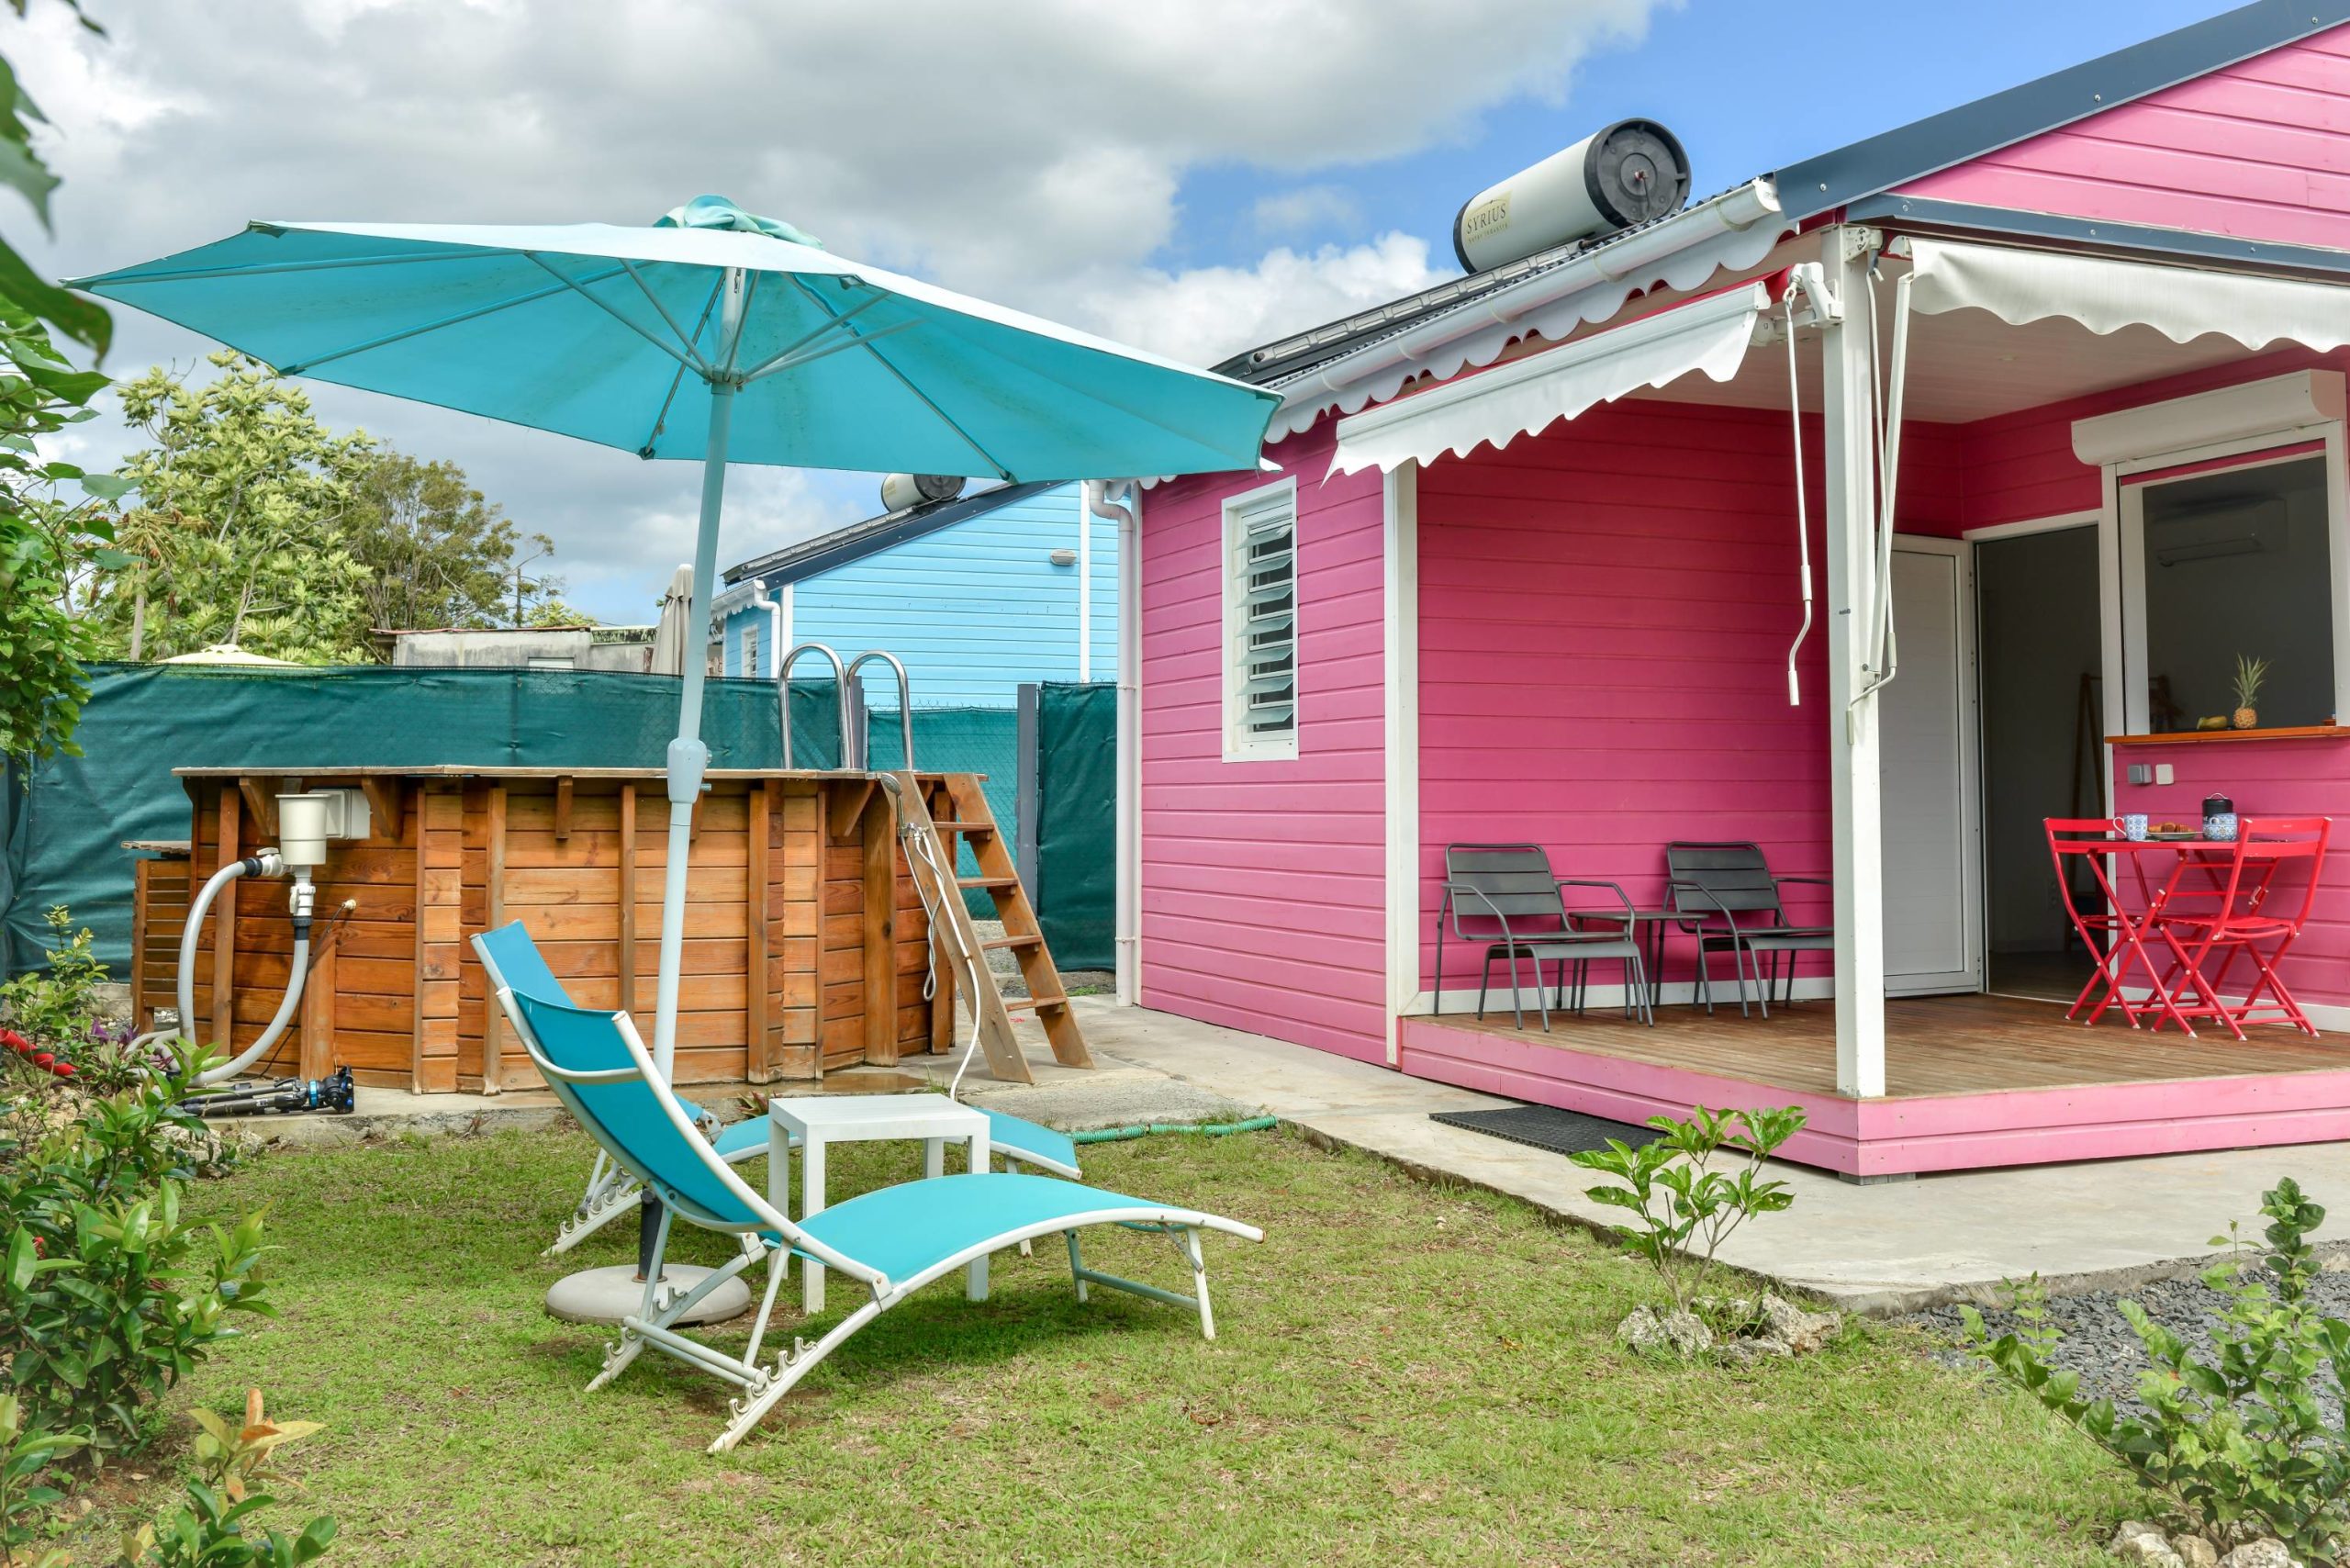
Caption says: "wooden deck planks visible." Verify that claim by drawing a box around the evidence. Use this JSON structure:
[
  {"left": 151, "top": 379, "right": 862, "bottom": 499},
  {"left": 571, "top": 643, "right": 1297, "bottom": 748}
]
[{"left": 1424, "top": 991, "right": 2350, "bottom": 1099}]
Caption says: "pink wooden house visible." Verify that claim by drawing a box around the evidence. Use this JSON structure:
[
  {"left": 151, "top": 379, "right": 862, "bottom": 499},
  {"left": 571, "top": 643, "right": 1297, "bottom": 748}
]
[{"left": 1111, "top": 1, "right": 2350, "bottom": 1178}]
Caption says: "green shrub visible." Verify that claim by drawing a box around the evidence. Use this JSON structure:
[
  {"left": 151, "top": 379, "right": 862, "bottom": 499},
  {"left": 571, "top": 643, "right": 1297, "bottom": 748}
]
[
  {"left": 1964, "top": 1179, "right": 2350, "bottom": 1562},
  {"left": 0, "top": 907, "right": 108, "bottom": 1050},
  {"left": 0, "top": 1045, "right": 274, "bottom": 1460},
  {"left": 0, "top": 1392, "right": 83, "bottom": 1568},
  {"left": 121, "top": 1392, "right": 335, "bottom": 1568},
  {"left": 1569, "top": 1104, "right": 1806, "bottom": 1317}
]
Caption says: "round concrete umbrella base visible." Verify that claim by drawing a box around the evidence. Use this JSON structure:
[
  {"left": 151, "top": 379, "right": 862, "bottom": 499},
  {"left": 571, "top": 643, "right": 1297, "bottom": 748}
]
[{"left": 544, "top": 1264, "right": 752, "bottom": 1327}]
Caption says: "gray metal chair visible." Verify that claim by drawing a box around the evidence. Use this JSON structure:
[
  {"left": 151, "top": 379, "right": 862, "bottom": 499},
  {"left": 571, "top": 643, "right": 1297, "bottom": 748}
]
[
  {"left": 1435, "top": 844, "right": 1653, "bottom": 1030},
  {"left": 1664, "top": 840, "right": 1832, "bottom": 1018}
]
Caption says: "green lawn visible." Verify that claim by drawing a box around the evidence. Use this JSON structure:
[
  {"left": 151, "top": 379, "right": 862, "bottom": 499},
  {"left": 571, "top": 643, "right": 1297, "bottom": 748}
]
[{"left": 59, "top": 1126, "right": 2129, "bottom": 1566}]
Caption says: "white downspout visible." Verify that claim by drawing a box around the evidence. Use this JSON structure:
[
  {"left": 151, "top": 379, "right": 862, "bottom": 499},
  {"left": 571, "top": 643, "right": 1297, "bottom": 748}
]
[
  {"left": 1076, "top": 484, "right": 1093, "bottom": 682},
  {"left": 1089, "top": 478, "right": 1142, "bottom": 1005},
  {"left": 745, "top": 577, "right": 778, "bottom": 679}
]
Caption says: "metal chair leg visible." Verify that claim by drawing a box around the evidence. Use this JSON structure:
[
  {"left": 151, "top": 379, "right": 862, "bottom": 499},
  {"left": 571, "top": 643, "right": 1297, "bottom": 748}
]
[{"left": 1434, "top": 925, "right": 1446, "bottom": 1016}]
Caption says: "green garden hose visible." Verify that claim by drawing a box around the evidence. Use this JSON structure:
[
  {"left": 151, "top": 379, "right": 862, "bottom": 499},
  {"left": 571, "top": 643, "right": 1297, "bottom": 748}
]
[{"left": 1071, "top": 1115, "right": 1279, "bottom": 1145}]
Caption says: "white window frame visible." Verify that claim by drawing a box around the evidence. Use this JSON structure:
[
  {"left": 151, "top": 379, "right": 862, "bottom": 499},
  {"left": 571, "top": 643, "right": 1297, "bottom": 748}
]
[
  {"left": 1221, "top": 476, "right": 1301, "bottom": 762},
  {"left": 2072, "top": 371, "right": 2350, "bottom": 737},
  {"left": 741, "top": 620, "right": 761, "bottom": 680},
  {"left": 2113, "top": 432, "right": 2348, "bottom": 735}
]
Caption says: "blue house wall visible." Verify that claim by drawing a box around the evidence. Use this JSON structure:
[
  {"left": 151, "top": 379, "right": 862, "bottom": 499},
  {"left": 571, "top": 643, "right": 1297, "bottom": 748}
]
[{"left": 717, "top": 481, "right": 1115, "bottom": 708}]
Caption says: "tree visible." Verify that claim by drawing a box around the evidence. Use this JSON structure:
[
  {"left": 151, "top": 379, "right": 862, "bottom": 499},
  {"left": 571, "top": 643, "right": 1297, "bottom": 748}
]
[
  {"left": 346, "top": 450, "right": 527, "bottom": 632},
  {"left": 0, "top": 1, "right": 109, "bottom": 357},
  {"left": 95, "top": 353, "right": 377, "bottom": 664},
  {"left": 501, "top": 532, "right": 559, "bottom": 627},
  {"left": 0, "top": 0, "right": 119, "bottom": 763},
  {"left": 523, "top": 597, "right": 595, "bottom": 628},
  {"left": 0, "top": 307, "right": 123, "bottom": 759}
]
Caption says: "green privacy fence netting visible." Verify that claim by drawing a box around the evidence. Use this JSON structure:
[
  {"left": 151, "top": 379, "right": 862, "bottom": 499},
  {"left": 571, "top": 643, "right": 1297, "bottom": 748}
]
[
  {"left": 0, "top": 665, "right": 854, "bottom": 974},
  {"left": 1032, "top": 681, "right": 1115, "bottom": 971},
  {"left": 862, "top": 706, "right": 1021, "bottom": 917}
]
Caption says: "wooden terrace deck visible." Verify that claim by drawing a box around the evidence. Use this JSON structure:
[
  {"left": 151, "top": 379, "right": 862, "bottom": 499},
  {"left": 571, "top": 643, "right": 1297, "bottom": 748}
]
[{"left": 1395, "top": 993, "right": 2350, "bottom": 1177}]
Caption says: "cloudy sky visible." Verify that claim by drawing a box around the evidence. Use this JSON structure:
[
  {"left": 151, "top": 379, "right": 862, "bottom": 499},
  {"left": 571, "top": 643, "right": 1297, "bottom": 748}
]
[{"left": 17, "top": 0, "right": 2220, "bottom": 622}]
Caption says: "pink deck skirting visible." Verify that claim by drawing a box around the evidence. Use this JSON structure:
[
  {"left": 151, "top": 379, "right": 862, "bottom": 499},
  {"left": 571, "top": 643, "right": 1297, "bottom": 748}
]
[{"left": 1395, "top": 1015, "right": 2350, "bottom": 1177}]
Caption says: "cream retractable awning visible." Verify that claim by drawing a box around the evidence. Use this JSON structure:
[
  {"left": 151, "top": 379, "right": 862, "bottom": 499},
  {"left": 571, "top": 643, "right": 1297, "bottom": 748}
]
[
  {"left": 1328, "top": 278, "right": 1776, "bottom": 476},
  {"left": 1903, "top": 236, "right": 2350, "bottom": 353}
]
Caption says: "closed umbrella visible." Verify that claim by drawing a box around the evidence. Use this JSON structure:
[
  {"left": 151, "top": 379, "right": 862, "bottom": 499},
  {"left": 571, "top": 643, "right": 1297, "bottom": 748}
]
[
  {"left": 75, "top": 196, "right": 1276, "bottom": 1083},
  {"left": 647, "top": 564, "right": 693, "bottom": 678}
]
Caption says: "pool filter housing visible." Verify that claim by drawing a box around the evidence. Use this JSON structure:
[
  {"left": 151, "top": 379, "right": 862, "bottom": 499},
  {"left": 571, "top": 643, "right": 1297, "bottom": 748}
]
[{"left": 1452, "top": 119, "right": 1692, "bottom": 273}]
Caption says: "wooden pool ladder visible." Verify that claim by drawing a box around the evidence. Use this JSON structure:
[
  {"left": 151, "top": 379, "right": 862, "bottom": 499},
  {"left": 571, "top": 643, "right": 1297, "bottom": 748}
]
[{"left": 891, "top": 770, "right": 1091, "bottom": 1084}]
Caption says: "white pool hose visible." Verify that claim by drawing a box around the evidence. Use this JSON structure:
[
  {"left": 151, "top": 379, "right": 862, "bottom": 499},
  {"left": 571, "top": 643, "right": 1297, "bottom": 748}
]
[{"left": 162, "top": 849, "right": 316, "bottom": 1087}]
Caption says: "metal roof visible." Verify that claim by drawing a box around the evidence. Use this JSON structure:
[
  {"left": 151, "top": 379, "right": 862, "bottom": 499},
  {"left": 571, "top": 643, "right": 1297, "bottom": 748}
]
[
  {"left": 721, "top": 478, "right": 1059, "bottom": 589},
  {"left": 1212, "top": 0, "right": 2350, "bottom": 405}
]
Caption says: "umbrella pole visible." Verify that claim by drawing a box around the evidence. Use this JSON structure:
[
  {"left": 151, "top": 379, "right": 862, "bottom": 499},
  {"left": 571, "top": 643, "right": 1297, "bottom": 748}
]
[
  {"left": 652, "top": 370, "right": 739, "bottom": 1084},
  {"left": 641, "top": 293, "right": 740, "bottom": 1286}
]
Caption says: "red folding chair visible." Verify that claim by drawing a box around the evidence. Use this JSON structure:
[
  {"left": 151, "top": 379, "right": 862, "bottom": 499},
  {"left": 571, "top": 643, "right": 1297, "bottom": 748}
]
[
  {"left": 2044, "top": 817, "right": 2192, "bottom": 1033},
  {"left": 2147, "top": 816, "right": 2331, "bottom": 1039}
]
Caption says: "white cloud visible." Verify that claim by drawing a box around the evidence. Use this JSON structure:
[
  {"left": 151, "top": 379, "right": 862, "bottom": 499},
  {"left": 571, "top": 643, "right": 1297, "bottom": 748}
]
[
  {"left": 12, "top": 0, "right": 1667, "bottom": 617},
  {"left": 1077, "top": 232, "right": 1450, "bottom": 368}
]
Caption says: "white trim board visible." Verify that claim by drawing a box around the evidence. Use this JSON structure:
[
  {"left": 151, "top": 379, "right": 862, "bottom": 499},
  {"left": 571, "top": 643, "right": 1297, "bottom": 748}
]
[
  {"left": 1381, "top": 461, "right": 1420, "bottom": 1065},
  {"left": 1962, "top": 510, "right": 2099, "bottom": 543},
  {"left": 1404, "top": 985, "right": 2350, "bottom": 1047},
  {"left": 1404, "top": 978, "right": 1839, "bottom": 1016}
]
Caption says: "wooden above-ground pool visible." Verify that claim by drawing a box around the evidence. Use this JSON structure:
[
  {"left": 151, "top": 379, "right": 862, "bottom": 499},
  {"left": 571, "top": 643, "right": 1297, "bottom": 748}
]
[{"left": 137, "top": 766, "right": 1073, "bottom": 1094}]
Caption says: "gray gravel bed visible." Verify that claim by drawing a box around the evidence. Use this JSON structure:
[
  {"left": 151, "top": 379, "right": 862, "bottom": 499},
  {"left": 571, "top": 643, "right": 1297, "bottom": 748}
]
[{"left": 1905, "top": 1268, "right": 2350, "bottom": 1423}]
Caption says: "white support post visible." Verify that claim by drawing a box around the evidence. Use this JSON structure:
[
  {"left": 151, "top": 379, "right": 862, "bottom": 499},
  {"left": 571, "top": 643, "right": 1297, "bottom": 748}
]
[
  {"left": 1077, "top": 483, "right": 1093, "bottom": 682},
  {"left": 1819, "top": 228, "right": 1887, "bottom": 1099},
  {"left": 1381, "top": 460, "right": 1420, "bottom": 1061}
]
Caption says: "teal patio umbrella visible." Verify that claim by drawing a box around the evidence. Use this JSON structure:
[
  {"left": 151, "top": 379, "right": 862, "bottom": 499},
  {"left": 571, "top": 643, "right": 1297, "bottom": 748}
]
[{"left": 74, "top": 196, "right": 1277, "bottom": 1083}]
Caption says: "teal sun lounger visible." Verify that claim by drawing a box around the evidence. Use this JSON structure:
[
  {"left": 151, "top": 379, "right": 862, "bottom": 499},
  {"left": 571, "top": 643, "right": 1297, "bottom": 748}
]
[{"left": 474, "top": 921, "right": 1262, "bottom": 1452}]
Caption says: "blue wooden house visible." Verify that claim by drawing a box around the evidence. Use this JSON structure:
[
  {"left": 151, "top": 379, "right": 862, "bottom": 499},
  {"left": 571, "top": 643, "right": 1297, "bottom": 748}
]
[{"left": 709, "top": 479, "right": 1114, "bottom": 707}]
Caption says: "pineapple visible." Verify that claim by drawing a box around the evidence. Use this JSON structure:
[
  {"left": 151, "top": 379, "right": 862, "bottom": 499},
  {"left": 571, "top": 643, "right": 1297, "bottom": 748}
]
[{"left": 2232, "top": 653, "right": 2270, "bottom": 731}]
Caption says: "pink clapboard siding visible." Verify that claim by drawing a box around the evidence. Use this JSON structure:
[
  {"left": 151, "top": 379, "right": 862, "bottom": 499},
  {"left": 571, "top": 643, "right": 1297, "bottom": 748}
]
[
  {"left": 2110, "top": 742, "right": 2350, "bottom": 1020},
  {"left": 1138, "top": 420, "right": 1391, "bottom": 1059},
  {"left": 1957, "top": 346, "right": 2350, "bottom": 530},
  {"left": 1413, "top": 399, "right": 1964, "bottom": 993},
  {"left": 1899, "top": 24, "right": 2350, "bottom": 249}
]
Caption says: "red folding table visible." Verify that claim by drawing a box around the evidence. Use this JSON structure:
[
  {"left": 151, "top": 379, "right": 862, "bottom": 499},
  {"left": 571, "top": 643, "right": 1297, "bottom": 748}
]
[{"left": 2045, "top": 817, "right": 2331, "bottom": 1040}]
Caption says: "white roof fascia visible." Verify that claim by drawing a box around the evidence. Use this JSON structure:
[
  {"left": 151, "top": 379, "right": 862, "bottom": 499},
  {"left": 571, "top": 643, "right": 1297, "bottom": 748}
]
[{"left": 1266, "top": 176, "right": 1790, "bottom": 442}]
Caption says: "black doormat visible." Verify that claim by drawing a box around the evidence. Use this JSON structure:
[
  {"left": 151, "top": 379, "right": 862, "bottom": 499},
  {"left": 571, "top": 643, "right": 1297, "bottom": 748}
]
[{"left": 1429, "top": 1103, "right": 1663, "bottom": 1159}]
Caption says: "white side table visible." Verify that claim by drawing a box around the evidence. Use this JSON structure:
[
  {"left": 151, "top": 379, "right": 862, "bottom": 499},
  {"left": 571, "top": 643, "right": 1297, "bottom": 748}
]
[{"left": 767, "top": 1093, "right": 991, "bottom": 1313}]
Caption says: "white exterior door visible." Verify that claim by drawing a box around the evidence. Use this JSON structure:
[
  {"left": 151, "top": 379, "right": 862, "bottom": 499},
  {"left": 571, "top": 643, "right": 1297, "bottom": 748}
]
[{"left": 1878, "top": 537, "right": 1984, "bottom": 994}]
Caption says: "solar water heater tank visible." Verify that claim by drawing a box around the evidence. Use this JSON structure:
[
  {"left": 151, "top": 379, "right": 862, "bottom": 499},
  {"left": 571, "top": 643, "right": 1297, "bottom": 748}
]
[
  {"left": 1451, "top": 119, "right": 1691, "bottom": 273},
  {"left": 879, "top": 472, "right": 967, "bottom": 512}
]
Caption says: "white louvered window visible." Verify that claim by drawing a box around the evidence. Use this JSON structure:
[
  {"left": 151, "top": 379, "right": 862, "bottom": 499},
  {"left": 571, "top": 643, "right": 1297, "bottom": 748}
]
[
  {"left": 741, "top": 622, "right": 761, "bottom": 679},
  {"left": 1223, "top": 478, "right": 1299, "bottom": 761}
]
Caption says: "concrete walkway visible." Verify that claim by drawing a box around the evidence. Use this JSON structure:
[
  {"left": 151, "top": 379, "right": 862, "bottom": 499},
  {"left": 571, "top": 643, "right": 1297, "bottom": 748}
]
[{"left": 1061, "top": 998, "right": 2350, "bottom": 1315}]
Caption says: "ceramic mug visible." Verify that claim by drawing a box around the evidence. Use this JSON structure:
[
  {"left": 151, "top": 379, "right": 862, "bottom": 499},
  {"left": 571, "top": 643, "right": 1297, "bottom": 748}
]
[
  {"left": 2121, "top": 813, "right": 2149, "bottom": 841},
  {"left": 2204, "top": 812, "right": 2240, "bottom": 843}
]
